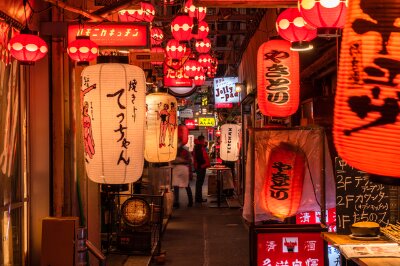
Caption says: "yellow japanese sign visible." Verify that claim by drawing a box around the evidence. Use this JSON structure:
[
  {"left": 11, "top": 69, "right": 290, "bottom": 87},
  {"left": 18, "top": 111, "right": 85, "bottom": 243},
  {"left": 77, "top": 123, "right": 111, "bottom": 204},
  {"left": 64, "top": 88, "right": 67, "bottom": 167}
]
[{"left": 198, "top": 117, "right": 215, "bottom": 127}]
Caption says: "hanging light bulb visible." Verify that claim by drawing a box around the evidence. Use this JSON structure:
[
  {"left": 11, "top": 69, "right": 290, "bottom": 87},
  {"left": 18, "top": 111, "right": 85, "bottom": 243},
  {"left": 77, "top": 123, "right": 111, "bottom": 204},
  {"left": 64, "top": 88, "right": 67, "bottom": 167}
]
[
  {"left": 67, "top": 36, "right": 98, "bottom": 65},
  {"left": 8, "top": 27, "right": 48, "bottom": 65}
]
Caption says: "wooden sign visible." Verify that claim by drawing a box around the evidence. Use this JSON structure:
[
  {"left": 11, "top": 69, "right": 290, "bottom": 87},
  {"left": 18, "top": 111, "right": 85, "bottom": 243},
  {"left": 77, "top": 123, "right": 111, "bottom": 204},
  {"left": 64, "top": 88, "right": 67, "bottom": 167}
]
[{"left": 335, "top": 157, "right": 390, "bottom": 234}]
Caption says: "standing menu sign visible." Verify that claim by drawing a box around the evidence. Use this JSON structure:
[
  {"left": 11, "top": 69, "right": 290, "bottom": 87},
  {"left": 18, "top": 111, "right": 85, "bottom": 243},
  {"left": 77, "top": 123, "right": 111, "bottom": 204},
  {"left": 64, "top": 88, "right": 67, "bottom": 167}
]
[{"left": 335, "top": 157, "right": 390, "bottom": 234}]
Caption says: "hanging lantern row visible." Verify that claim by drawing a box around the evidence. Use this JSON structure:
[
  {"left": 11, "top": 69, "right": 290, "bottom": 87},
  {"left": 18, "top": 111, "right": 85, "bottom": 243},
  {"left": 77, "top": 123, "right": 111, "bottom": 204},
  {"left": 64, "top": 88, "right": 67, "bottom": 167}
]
[
  {"left": 118, "top": 2, "right": 155, "bottom": 23},
  {"left": 8, "top": 27, "right": 48, "bottom": 65},
  {"left": 276, "top": 8, "right": 317, "bottom": 51},
  {"left": 165, "top": 39, "right": 186, "bottom": 61},
  {"left": 183, "top": 56, "right": 203, "bottom": 78},
  {"left": 67, "top": 36, "right": 98, "bottom": 65},
  {"left": 184, "top": 0, "right": 207, "bottom": 22},
  {"left": 298, "top": 0, "right": 347, "bottom": 37}
]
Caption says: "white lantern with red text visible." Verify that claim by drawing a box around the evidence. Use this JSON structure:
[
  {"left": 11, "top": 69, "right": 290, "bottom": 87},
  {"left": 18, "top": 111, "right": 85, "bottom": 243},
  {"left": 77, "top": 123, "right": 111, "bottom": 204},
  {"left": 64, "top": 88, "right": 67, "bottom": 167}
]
[
  {"left": 257, "top": 39, "right": 300, "bottom": 117},
  {"left": 171, "top": 15, "right": 193, "bottom": 42},
  {"left": 145, "top": 93, "right": 178, "bottom": 162},
  {"left": 220, "top": 124, "right": 241, "bottom": 161},
  {"left": 81, "top": 64, "right": 146, "bottom": 184}
]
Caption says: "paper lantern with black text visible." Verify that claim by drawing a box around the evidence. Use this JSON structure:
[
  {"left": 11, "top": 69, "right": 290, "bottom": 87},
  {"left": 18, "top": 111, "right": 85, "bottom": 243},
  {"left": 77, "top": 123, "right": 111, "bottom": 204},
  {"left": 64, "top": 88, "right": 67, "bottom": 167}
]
[
  {"left": 145, "top": 93, "right": 178, "bottom": 162},
  {"left": 262, "top": 142, "right": 306, "bottom": 219},
  {"left": 334, "top": 0, "right": 400, "bottom": 179},
  {"left": 257, "top": 39, "right": 300, "bottom": 117},
  {"left": 220, "top": 124, "right": 241, "bottom": 161},
  {"left": 81, "top": 64, "right": 146, "bottom": 184}
]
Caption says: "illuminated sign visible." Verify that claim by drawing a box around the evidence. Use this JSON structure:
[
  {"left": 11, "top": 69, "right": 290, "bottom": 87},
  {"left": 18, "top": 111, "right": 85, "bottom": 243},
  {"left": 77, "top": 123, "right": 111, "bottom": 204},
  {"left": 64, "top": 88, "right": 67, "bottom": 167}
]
[
  {"left": 215, "top": 103, "right": 233, "bottom": 109},
  {"left": 163, "top": 57, "right": 193, "bottom": 88},
  {"left": 184, "top": 119, "right": 197, "bottom": 130},
  {"left": 198, "top": 117, "right": 215, "bottom": 127},
  {"left": 179, "top": 109, "right": 194, "bottom": 118},
  {"left": 257, "top": 231, "right": 325, "bottom": 266},
  {"left": 213, "top": 77, "right": 239, "bottom": 107},
  {"left": 68, "top": 23, "right": 150, "bottom": 48}
]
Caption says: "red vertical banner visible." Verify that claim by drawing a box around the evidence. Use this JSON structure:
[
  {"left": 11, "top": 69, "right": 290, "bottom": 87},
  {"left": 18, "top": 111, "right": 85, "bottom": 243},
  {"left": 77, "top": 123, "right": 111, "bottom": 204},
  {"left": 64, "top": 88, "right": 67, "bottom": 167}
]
[{"left": 257, "top": 39, "right": 300, "bottom": 117}]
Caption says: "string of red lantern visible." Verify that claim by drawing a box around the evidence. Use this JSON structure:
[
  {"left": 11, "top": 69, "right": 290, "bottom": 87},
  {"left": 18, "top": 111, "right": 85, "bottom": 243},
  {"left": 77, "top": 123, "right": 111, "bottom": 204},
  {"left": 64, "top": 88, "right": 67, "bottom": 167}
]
[{"left": 67, "top": 36, "right": 98, "bottom": 65}]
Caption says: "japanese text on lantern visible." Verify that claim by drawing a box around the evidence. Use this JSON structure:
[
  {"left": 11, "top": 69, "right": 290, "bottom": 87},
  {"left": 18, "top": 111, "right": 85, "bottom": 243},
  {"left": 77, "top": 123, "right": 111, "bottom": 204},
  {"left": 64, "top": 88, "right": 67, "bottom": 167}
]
[
  {"left": 263, "top": 50, "right": 291, "bottom": 105},
  {"left": 270, "top": 161, "right": 292, "bottom": 200},
  {"left": 106, "top": 79, "right": 138, "bottom": 165}
]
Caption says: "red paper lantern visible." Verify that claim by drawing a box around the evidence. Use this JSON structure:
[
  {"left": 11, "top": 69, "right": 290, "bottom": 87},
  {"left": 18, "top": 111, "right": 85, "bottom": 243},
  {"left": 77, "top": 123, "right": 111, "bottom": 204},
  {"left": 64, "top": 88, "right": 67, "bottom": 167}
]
[
  {"left": 150, "top": 47, "right": 165, "bottom": 65},
  {"left": 118, "top": 8, "right": 144, "bottom": 22},
  {"left": 276, "top": 8, "right": 317, "bottom": 51},
  {"left": 184, "top": 0, "right": 194, "bottom": 13},
  {"left": 262, "top": 142, "right": 306, "bottom": 219},
  {"left": 171, "top": 15, "right": 193, "bottom": 42},
  {"left": 165, "top": 39, "right": 186, "bottom": 61},
  {"left": 193, "top": 73, "right": 205, "bottom": 86},
  {"left": 141, "top": 2, "right": 155, "bottom": 22},
  {"left": 195, "top": 38, "right": 211, "bottom": 53},
  {"left": 257, "top": 39, "right": 300, "bottom": 117},
  {"left": 334, "top": 0, "right": 400, "bottom": 180},
  {"left": 151, "top": 27, "right": 164, "bottom": 46},
  {"left": 198, "top": 53, "right": 213, "bottom": 68},
  {"left": 8, "top": 29, "right": 48, "bottom": 65},
  {"left": 178, "top": 125, "right": 189, "bottom": 145},
  {"left": 183, "top": 57, "right": 202, "bottom": 78},
  {"left": 192, "top": 21, "right": 209, "bottom": 40},
  {"left": 67, "top": 36, "right": 98, "bottom": 65},
  {"left": 299, "top": 0, "right": 347, "bottom": 37}
]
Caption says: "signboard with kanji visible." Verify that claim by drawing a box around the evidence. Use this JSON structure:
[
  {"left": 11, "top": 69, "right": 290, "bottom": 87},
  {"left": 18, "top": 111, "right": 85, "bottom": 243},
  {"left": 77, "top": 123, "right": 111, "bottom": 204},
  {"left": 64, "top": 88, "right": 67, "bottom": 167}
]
[{"left": 198, "top": 117, "right": 215, "bottom": 127}]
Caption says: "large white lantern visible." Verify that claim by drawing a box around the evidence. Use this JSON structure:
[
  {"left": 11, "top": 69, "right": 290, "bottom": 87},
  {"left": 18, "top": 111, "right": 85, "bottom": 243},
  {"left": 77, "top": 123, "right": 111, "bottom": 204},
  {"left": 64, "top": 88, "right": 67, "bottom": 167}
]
[
  {"left": 220, "top": 124, "right": 241, "bottom": 161},
  {"left": 145, "top": 93, "right": 178, "bottom": 162},
  {"left": 81, "top": 63, "right": 146, "bottom": 184}
]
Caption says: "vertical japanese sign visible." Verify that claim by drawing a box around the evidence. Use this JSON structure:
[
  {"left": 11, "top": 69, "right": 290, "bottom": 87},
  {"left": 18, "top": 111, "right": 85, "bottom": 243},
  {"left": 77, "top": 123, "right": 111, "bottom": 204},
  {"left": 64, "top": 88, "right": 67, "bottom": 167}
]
[
  {"left": 334, "top": 0, "right": 400, "bottom": 178},
  {"left": 257, "top": 232, "right": 324, "bottom": 266},
  {"left": 81, "top": 63, "right": 146, "bottom": 184},
  {"left": 334, "top": 157, "right": 390, "bottom": 234},
  {"left": 220, "top": 124, "right": 241, "bottom": 161},
  {"left": 257, "top": 39, "right": 299, "bottom": 117}
]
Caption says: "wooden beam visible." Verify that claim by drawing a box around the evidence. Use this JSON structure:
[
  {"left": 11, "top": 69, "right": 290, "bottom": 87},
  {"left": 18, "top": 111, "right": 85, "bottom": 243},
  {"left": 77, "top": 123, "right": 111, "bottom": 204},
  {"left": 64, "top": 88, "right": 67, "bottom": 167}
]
[
  {"left": 43, "top": 0, "right": 108, "bottom": 22},
  {"left": 193, "top": 0, "right": 296, "bottom": 8}
]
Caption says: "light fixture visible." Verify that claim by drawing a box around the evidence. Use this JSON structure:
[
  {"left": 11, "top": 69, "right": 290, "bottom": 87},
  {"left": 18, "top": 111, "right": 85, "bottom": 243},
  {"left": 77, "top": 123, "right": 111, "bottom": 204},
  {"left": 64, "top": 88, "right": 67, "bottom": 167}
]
[
  {"left": 67, "top": 36, "right": 98, "bottom": 65},
  {"left": 235, "top": 82, "right": 244, "bottom": 93},
  {"left": 8, "top": 27, "right": 48, "bottom": 65},
  {"left": 171, "top": 15, "right": 193, "bottom": 42},
  {"left": 165, "top": 39, "right": 186, "bottom": 62}
]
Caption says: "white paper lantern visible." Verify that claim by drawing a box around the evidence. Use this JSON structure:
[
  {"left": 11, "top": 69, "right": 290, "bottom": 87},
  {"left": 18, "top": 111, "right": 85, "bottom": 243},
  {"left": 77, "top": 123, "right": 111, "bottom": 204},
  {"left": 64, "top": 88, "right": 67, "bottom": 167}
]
[
  {"left": 184, "top": 135, "right": 195, "bottom": 152},
  {"left": 81, "top": 63, "right": 146, "bottom": 184},
  {"left": 220, "top": 124, "right": 241, "bottom": 161},
  {"left": 145, "top": 93, "right": 178, "bottom": 162}
]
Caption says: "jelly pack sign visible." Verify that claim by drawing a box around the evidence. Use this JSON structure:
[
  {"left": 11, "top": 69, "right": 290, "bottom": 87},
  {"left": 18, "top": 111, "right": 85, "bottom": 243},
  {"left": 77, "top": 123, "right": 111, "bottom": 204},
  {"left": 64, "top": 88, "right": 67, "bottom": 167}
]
[
  {"left": 334, "top": 157, "right": 390, "bottom": 234},
  {"left": 257, "top": 232, "right": 324, "bottom": 266},
  {"left": 213, "top": 77, "right": 239, "bottom": 107}
]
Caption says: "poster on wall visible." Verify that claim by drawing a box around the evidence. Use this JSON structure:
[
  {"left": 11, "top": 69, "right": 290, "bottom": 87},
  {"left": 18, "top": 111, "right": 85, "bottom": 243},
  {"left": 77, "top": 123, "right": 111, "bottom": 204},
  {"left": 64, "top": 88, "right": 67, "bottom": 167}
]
[{"left": 213, "top": 77, "right": 239, "bottom": 108}]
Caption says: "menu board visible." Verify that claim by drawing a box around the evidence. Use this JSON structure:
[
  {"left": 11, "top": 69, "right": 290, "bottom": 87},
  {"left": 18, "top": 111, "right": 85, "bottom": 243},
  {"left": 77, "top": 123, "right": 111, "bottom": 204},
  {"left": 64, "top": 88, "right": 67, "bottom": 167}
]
[{"left": 335, "top": 157, "right": 390, "bottom": 234}]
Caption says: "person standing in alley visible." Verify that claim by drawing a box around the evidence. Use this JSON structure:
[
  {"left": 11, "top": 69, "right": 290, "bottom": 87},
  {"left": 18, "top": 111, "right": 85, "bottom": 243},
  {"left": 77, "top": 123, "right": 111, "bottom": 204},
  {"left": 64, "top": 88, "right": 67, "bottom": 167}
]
[
  {"left": 172, "top": 141, "right": 193, "bottom": 208},
  {"left": 192, "top": 135, "right": 210, "bottom": 204}
]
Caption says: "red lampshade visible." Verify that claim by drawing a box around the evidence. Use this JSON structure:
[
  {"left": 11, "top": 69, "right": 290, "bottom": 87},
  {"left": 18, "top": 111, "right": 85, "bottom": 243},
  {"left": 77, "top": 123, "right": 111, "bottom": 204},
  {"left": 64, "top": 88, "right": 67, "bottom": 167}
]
[
  {"left": 189, "top": 6, "right": 207, "bottom": 22},
  {"left": 178, "top": 125, "right": 189, "bottom": 145},
  {"left": 262, "top": 142, "right": 306, "bottom": 219},
  {"left": 118, "top": 8, "right": 144, "bottom": 22},
  {"left": 198, "top": 53, "right": 213, "bottom": 68},
  {"left": 276, "top": 8, "right": 317, "bottom": 51},
  {"left": 299, "top": 0, "right": 347, "bottom": 37},
  {"left": 141, "top": 2, "right": 155, "bottom": 22},
  {"left": 165, "top": 39, "right": 186, "bottom": 61},
  {"left": 192, "top": 21, "right": 209, "bottom": 40},
  {"left": 334, "top": 0, "right": 400, "bottom": 181},
  {"left": 67, "top": 36, "right": 98, "bottom": 65},
  {"left": 150, "top": 47, "right": 165, "bottom": 65},
  {"left": 171, "top": 15, "right": 193, "bottom": 42},
  {"left": 195, "top": 38, "right": 211, "bottom": 53},
  {"left": 184, "top": 0, "right": 193, "bottom": 13},
  {"left": 8, "top": 29, "right": 48, "bottom": 65},
  {"left": 193, "top": 73, "right": 205, "bottom": 86},
  {"left": 183, "top": 57, "right": 202, "bottom": 78},
  {"left": 151, "top": 27, "right": 164, "bottom": 46},
  {"left": 257, "top": 39, "right": 300, "bottom": 117}
]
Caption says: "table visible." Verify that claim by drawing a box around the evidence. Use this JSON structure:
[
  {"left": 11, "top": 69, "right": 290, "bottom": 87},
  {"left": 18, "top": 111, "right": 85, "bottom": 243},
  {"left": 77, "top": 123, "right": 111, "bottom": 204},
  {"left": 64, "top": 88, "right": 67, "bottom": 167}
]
[
  {"left": 207, "top": 166, "right": 231, "bottom": 207},
  {"left": 322, "top": 232, "right": 400, "bottom": 266}
]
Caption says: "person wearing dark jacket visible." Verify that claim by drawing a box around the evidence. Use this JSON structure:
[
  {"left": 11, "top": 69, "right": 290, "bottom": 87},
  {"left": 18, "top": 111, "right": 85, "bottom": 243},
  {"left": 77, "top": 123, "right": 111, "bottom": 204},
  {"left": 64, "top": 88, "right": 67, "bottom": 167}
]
[{"left": 192, "top": 135, "right": 210, "bottom": 203}]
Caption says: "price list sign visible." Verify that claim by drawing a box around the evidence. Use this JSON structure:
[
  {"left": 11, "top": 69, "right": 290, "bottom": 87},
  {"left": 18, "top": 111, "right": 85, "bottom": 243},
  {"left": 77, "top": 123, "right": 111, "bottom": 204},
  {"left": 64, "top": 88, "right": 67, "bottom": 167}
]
[{"left": 335, "top": 157, "right": 390, "bottom": 234}]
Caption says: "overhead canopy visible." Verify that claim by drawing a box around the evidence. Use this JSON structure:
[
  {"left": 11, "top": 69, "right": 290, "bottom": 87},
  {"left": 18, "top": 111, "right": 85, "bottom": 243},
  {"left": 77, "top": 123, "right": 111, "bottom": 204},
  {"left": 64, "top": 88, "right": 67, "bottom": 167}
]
[
  {"left": 193, "top": 0, "right": 296, "bottom": 8},
  {"left": 0, "top": 0, "right": 31, "bottom": 28}
]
